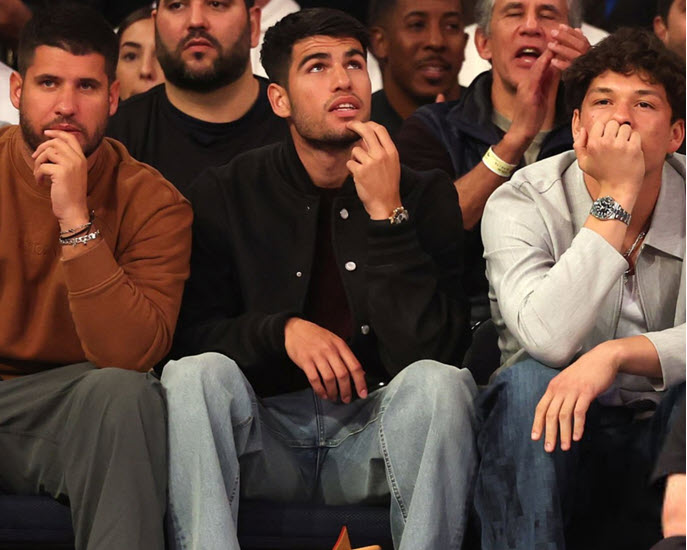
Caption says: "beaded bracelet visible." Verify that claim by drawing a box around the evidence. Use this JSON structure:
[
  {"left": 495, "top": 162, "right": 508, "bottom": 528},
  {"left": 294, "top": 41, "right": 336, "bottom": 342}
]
[{"left": 482, "top": 146, "right": 517, "bottom": 178}]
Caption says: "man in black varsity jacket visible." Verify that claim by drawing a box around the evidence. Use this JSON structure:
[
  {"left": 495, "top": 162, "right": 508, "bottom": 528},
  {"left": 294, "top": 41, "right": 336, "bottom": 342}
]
[{"left": 161, "top": 8, "right": 477, "bottom": 550}]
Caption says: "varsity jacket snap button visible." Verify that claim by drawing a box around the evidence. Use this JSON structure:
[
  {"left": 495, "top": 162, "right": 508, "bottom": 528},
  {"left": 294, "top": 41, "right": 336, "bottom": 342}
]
[
  {"left": 296, "top": 271, "right": 302, "bottom": 278},
  {"left": 360, "top": 324, "right": 370, "bottom": 335},
  {"left": 339, "top": 208, "right": 349, "bottom": 219},
  {"left": 345, "top": 261, "right": 356, "bottom": 271}
]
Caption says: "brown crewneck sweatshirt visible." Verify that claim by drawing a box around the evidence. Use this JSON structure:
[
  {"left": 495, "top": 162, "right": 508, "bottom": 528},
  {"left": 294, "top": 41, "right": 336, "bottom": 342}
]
[{"left": 0, "top": 125, "right": 192, "bottom": 376}]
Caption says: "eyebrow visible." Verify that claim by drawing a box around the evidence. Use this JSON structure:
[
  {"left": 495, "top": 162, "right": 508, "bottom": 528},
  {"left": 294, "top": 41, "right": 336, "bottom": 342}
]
[
  {"left": 120, "top": 41, "right": 143, "bottom": 49},
  {"left": 297, "top": 48, "right": 365, "bottom": 70},
  {"left": 404, "top": 10, "right": 463, "bottom": 17},
  {"left": 589, "top": 87, "right": 663, "bottom": 98},
  {"left": 500, "top": 2, "right": 524, "bottom": 10},
  {"left": 499, "top": 2, "right": 561, "bottom": 13},
  {"left": 33, "top": 73, "right": 60, "bottom": 82}
]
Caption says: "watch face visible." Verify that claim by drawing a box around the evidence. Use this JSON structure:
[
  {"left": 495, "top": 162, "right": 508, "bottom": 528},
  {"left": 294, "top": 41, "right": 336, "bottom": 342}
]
[
  {"left": 590, "top": 196, "right": 630, "bottom": 225},
  {"left": 593, "top": 196, "right": 615, "bottom": 219}
]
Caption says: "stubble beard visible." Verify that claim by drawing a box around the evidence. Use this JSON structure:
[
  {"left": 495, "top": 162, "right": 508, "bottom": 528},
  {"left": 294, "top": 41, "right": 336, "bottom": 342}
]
[
  {"left": 290, "top": 103, "right": 363, "bottom": 151},
  {"left": 156, "top": 21, "right": 251, "bottom": 93},
  {"left": 19, "top": 109, "right": 106, "bottom": 158}
]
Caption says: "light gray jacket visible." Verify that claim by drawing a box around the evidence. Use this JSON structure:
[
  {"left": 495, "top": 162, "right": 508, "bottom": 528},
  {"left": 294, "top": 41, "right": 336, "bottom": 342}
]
[{"left": 482, "top": 151, "right": 685, "bottom": 405}]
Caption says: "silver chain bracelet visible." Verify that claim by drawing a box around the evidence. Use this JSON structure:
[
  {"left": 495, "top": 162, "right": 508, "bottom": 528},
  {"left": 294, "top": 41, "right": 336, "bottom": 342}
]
[{"left": 59, "top": 229, "right": 101, "bottom": 247}]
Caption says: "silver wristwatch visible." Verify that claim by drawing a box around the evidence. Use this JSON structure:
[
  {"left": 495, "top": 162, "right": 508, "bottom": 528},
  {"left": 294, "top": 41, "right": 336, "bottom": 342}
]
[{"left": 590, "top": 196, "right": 631, "bottom": 225}]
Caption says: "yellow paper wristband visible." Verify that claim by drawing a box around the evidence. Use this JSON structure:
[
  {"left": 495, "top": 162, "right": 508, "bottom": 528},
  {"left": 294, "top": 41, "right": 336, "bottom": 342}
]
[{"left": 482, "top": 146, "right": 517, "bottom": 178}]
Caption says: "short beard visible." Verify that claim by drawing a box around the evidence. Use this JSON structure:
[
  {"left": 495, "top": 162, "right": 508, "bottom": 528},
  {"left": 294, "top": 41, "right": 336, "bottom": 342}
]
[
  {"left": 156, "top": 23, "right": 251, "bottom": 93},
  {"left": 300, "top": 131, "right": 360, "bottom": 151},
  {"left": 19, "top": 112, "right": 104, "bottom": 158},
  {"left": 289, "top": 101, "right": 364, "bottom": 151}
]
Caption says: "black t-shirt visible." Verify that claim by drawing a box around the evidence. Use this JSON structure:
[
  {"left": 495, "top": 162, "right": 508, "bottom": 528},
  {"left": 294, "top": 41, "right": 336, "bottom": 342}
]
[{"left": 106, "top": 79, "right": 288, "bottom": 197}]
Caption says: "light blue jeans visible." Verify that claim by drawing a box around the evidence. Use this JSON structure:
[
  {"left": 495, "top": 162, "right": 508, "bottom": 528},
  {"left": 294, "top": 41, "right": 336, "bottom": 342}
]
[{"left": 161, "top": 352, "right": 478, "bottom": 550}]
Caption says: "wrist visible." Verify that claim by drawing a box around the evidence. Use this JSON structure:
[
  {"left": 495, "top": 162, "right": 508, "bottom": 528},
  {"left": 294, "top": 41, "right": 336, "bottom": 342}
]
[
  {"left": 495, "top": 133, "right": 530, "bottom": 165},
  {"left": 595, "top": 186, "right": 638, "bottom": 214},
  {"left": 366, "top": 198, "right": 402, "bottom": 221},
  {"left": 598, "top": 340, "right": 624, "bottom": 375},
  {"left": 57, "top": 208, "right": 91, "bottom": 233}
]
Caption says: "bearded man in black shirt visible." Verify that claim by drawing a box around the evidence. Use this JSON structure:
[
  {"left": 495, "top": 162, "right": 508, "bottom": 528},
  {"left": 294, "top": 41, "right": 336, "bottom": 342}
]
[
  {"left": 162, "top": 8, "right": 478, "bottom": 550},
  {"left": 106, "top": 0, "right": 287, "bottom": 197}
]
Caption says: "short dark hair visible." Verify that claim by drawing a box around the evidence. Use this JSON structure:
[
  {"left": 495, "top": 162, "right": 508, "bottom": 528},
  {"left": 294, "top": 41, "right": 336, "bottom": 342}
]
[
  {"left": 655, "top": 0, "right": 673, "bottom": 20},
  {"left": 367, "top": 0, "right": 396, "bottom": 27},
  {"left": 367, "top": 0, "right": 464, "bottom": 27},
  {"left": 18, "top": 2, "right": 118, "bottom": 83},
  {"left": 564, "top": 27, "right": 685, "bottom": 122},
  {"left": 261, "top": 8, "right": 369, "bottom": 86},
  {"left": 117, "top": 6, "right": 154, "bottom": 41}
]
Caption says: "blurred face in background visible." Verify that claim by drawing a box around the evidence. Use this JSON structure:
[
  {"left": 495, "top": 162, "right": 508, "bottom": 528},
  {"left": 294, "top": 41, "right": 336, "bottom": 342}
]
[
  {"left": 371, "top": 0, "right": 467, "bottom": 104},
  {"left": 476, "top": 0, "right": 569, "bottom": 94},
  {"left": 654, "top": 0, "right": 686, "bottom": 60},
  {"left": 116, "top": 17, "right": 164, "bottom": 100}
]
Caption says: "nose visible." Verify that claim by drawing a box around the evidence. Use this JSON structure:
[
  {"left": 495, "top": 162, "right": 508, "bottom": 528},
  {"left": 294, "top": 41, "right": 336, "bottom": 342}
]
[
  {"left": 188, "top": 1, "right": 208, "bottom": 29},
  {"left": 140, "top": 51, "right": 157, "bottom": 81},
  {"left": 521, "top": 9, "right": 542, "bottom": 35},
  {"left": 611, "top": 103, "right": 633, "bottom": 127},
  {"left": 331, "top": 63, "right": 352, "bottom": 91},
  {"left": 55, "top": 86, "right": 76, "bottom": 117},
  {"left": 426, "top": 21, "right": 447, "bottom": 50}
]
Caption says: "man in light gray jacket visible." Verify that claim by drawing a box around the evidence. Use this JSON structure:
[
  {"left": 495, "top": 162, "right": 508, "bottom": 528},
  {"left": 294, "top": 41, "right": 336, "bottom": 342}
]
[{"left": 478, "top": 28, "right": 685, "bottom": 550}]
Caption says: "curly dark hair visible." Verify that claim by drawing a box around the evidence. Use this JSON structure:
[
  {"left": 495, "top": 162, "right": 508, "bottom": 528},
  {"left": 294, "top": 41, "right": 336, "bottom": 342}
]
[
  {"left": 563, "top": 27, "right": 685, "bottom": 122},
  {"left": 261, "top": 8, "right": 369, "bottom": 87}
]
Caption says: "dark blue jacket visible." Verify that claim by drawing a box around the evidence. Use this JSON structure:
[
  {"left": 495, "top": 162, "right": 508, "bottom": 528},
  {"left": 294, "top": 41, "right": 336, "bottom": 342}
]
[{"left": 397, "top": 70, "right": 574, "bottom": 321}]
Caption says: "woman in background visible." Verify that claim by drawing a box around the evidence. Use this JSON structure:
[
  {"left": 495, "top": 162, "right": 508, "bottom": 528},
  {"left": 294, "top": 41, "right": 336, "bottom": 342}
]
[{"left": 116, "top": 6, "right": 163, "bottom": 101}]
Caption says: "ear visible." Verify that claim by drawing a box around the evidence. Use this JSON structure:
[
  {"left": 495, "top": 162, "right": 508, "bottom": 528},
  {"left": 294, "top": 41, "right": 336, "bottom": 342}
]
[
  {"left": 667, "top": 118, "right": 685, "bottom": 154},
  {"left": 108, "top": 79, "right": 120, "bottom": 117},
  {"left": 571, "top": 108, "right": 581, "bottom": 140},
  {"left": 369, "top": 26, "right": 388, "bottom": 62},
  {"left": 267, "top": 82, "right": 291, "bottom": 119},
  {"left": 653, "top": 15, "right": 668, "bottom": 44},
  {"left": 9, "top": 71, "right": 22, "bottom": 110},
  {"left": 475, "top": 26, "right": 492, "bottom": 62},
  {"left": 249, "top": 6, "right": 261, "bottom": 49}
]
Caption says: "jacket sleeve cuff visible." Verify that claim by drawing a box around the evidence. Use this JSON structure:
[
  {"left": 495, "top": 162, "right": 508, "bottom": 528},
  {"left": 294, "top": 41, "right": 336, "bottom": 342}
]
[
  {"left": 644, "top": 325, "right": 686, "bottom": 391},
  {"left": 61, "top": 237, "right": 122, "bottom": 294},
  {"left": 367, "top": 218, "right": 425, "bottom": 268},
  {"left": 268, "top": 311, "right": 300, "bottom": 356}
]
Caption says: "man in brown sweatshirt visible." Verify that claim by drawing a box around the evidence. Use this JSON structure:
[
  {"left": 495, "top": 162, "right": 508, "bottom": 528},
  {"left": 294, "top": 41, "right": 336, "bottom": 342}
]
[{"left": 0, "top": 4, "right": 192, "bottom": 549}]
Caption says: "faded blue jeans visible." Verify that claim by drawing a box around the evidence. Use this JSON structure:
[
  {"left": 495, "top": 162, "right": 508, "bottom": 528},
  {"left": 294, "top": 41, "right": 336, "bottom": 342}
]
[
  {"left": 475, "top": 358, "right": 684, "bottom": 550},
  {"left": 161, "top": 352, "right": 478, "bottom": 550}
]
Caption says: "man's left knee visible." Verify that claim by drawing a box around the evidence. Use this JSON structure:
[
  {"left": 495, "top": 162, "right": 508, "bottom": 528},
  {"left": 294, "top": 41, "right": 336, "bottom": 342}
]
[{"left": 387, "top": 360, "right": 477, "bottom": 425}]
